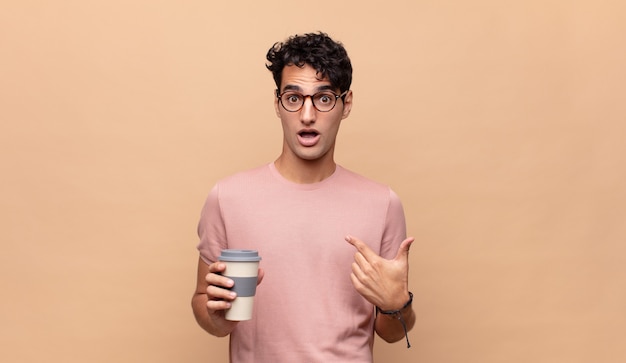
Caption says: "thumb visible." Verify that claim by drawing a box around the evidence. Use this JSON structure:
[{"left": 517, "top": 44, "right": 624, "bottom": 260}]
[{"left": 394, "top": 237, "right": 415, "bottom": 261}]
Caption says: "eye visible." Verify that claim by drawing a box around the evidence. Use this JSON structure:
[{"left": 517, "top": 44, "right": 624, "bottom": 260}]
[
  {"left": 283, "top": 93, "right": 302, "bottom": 104},
  {"left": 316, "top": 93, "right": 335, "bottom": 104}
]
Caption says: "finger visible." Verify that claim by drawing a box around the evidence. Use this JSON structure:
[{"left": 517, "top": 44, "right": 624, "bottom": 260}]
[
  {"left": 208, "top": 261, "right": 226, "bottom": 273},
  {"left": 349, "top": 271, "right": 365, "bottom": 292},
  {"left": 394, "top": 237, "right": 415, "bottom": 261},
  {"left": 207, "top": 284, "right": 237, "bottom": 301},
  {"left": 206, "top": 271, "right": 235, "bottom": 289},
  {"left": 207, "top": 299, "right": 232, "bottom": 312},
  {"left": 206, "top": 262, "right": 235, "bottom": 292},
  {"left": 345, "top": 235, "right": 378, "bottom": 261},
  {"left": 350, "top": 260, "right": 366, "bottom": 282}
]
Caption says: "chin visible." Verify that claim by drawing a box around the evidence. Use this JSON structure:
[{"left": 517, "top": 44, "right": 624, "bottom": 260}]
[
  {"left": 297, "top": 155, "right": 322, "bottom": 162},
  {"left": 298, "top": 150, "right": 332, "bottom": 163}
]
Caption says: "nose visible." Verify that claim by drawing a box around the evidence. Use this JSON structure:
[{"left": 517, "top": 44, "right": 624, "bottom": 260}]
[{"left": 300, "top": 96, "right": 317, "bottom": 125}]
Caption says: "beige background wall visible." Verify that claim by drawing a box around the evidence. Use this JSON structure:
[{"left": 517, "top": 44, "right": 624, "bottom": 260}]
[{"left": 1, "top": 1, "right": 625, "bottom": 362}]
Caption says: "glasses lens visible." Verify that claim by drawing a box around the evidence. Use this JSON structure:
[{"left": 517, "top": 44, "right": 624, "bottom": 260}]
[
  {"left": 280, "top": 92, "right": 303, "bottom": 112},
  {"left": 312, "top": 92, "right": 337, "bottom": 112}
]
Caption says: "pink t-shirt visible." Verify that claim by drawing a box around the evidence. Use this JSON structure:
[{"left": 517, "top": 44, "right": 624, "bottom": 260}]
[{"left": 197, "top": 163, "right": 407, "bottom": 363}]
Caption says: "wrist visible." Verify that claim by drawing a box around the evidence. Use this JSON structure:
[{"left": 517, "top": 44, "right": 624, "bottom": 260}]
[
  {"left": 377, "top": 291, "right": 413, "bottom": 315},
  {"left": 376, "top": 292, "right": 414, "bottom": 348}
]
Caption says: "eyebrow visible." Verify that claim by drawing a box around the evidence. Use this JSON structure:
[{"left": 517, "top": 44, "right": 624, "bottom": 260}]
[{"left": 281, "top": 84, "right": 335, "bottom": 93}]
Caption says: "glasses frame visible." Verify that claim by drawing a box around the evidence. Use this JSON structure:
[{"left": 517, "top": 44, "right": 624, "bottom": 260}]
[{"left": 276, "top": 89, "right": 349, "bottom": 113}]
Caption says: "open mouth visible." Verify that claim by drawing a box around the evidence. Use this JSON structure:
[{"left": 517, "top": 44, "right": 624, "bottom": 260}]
[
  {"left": 297, "top": 130, "right": 320, "bottom": 147},
  {"left": 298, "top": 130, "right": 319, "bottom": 138}
]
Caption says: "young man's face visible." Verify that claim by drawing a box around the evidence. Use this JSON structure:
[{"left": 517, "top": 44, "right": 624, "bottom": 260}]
[{"left": 274, "top": 64, "right": 352, "bottom": 164}]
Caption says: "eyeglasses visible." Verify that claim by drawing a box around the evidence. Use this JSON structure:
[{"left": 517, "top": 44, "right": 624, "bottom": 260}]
[{"left": 277, "top": 90, "right": 348, "bottom": 112}]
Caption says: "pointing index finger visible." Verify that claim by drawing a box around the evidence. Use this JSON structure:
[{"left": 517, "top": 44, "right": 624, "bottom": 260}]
[{"left": 345, "top": 235, "right": 377, "bottom": 260}]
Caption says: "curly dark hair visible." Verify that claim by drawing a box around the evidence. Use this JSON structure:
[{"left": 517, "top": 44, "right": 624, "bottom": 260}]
[{"left": 266, "top": 32, "right": 352, "bottom": 93}]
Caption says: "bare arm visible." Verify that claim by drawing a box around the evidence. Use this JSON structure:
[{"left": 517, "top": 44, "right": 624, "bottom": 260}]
[{"left": 374, "top": 293, "right": 416, "bottom": 343}]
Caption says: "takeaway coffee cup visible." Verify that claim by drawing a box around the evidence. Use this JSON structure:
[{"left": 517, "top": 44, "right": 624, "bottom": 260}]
[{"left": 219, "top": 249, "right": 262, "bottom": 321}]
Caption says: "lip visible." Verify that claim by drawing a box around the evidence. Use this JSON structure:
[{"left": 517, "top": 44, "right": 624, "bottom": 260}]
[{"left": 297, "top": 129, "right": 320, "bottom": 147}]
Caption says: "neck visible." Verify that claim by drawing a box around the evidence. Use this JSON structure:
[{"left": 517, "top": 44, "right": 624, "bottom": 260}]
[{"left": 273, "top": 155, "right": 336, "bottom": 184}]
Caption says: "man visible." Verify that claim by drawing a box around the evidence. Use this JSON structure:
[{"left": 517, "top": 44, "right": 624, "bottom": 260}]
[{"left": 192, "top": 32, "right": 415, "bottom": 362}]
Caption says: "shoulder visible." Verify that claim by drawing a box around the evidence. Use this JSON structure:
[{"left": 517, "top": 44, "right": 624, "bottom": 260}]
[
  {"left": 335, "top": 166, "right": 405, "bottom": 210},
  {"left": 336, "top": 165, "right": 394, "bottom": 194},
  {"left": 200, "top": 164, "right": 272, "bottom": 205},
  {"left": 214, "top": 164, "right": 272, "bottom": 188}
]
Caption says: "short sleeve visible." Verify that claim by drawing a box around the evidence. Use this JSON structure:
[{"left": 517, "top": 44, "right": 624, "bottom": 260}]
[
  {"left": 379, "top": 188, "right": 407, "bottom": 259},
  {"left": 196, "top": 183, "right": 228, "bottom": 265}
]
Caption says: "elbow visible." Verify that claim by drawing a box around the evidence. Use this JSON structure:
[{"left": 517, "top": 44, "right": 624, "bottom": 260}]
[{"left": 377, "top": 330, "right": 407, "bottom": 344}]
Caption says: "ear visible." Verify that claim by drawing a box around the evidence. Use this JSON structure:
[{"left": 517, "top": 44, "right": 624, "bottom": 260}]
[
  {"left": 341, "top": 90, "right": 353, "bottom": 119},
  {"left": 274, "top": 90, "right": 281, "bottom": 118}
]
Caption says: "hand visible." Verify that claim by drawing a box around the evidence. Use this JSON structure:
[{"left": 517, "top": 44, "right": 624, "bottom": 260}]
[
  {"left": 345, "top": 235, "right": 414, "bottom": 311},
  {"left": 205, "top": 262, "right": 265, "bottom": 324}
]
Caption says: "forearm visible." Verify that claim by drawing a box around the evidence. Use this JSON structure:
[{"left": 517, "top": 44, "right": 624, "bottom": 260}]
[
  {"left": 191, "top": 291, "right": 236, "bottom": 338},
  {"left": 374, "top": 300, "right": 415, "bottom": 343},
  {"left": 191, "top": 293, "right": 234, "bottom": 337}
]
